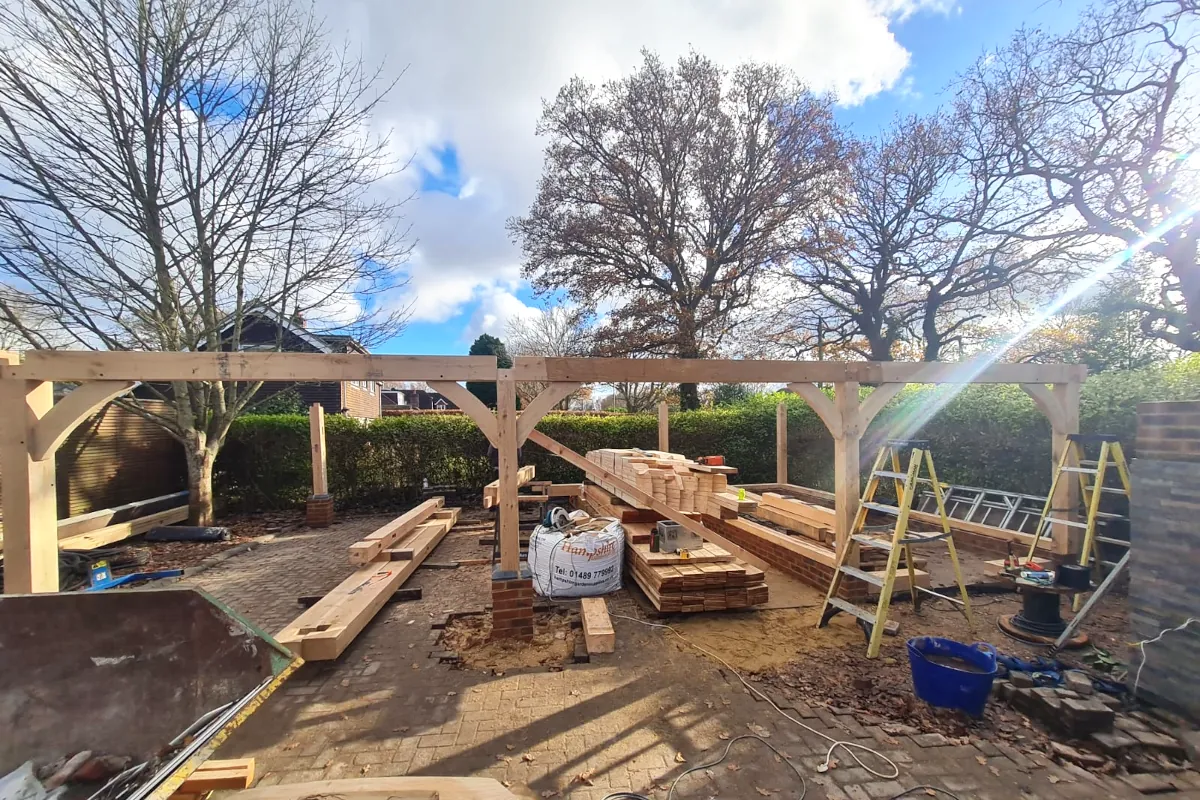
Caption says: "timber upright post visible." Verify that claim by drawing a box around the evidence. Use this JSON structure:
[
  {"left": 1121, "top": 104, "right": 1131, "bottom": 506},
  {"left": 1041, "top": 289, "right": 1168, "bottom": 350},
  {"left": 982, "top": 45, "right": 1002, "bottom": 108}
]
[
  {"left": 306, "top": 403, "right": 334, "bottom": 527},
  {"left": 0, "top": 352, "right": 59, "bottom": 593},
  {"left": 658, "top": 401, "right": 669, "bottom": 452},
  {"left": 491, "top": 371, "right": 534, "bottom": 640},
  {"left": 776, "top": 401, "right": 788, "bottom": 485}
]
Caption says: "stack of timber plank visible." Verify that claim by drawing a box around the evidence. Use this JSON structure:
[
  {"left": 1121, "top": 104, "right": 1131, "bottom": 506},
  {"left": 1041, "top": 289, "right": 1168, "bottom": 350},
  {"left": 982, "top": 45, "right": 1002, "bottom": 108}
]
[
  {"left": 277, "top": 499, "right": 459, "bottom": 660},
  {"left": 584, "top": 449, "right": 754, "bottom": 517},
  {"left": 482, "top": 465, "right": 536, "bottom": 509},
  {"left": 750, "top": 492, "right": 836, "bottom": 544},
  {"left": 617, "top": 519, "right": 768, "bottom": 613}
]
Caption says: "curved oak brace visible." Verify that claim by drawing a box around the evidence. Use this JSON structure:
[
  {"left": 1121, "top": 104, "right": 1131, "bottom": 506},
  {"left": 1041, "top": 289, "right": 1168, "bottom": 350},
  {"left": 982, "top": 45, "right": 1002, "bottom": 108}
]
[
  {"left": 1020, "top": 383, "right": 1067, "bottom": 430},
  {"left": 427, "top": 381, "right": 499, "bottom": 447},
  {"left": 859, "top": 383, "right": 906, "bottom": 429},
  {"left": 517, "top": 381, "right": 581, "bottom": 445},
  {"left": 787, "top": 382, "right": 841, "bottom": 437},
  {"left": 30, "top": 380, "right": 138, "bottom": 462}
]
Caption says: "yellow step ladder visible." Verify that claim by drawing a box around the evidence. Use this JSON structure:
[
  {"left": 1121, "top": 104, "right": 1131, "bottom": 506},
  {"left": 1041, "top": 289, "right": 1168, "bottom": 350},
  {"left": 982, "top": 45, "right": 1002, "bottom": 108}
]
[
  {"left": 818, "top": 440, "right": 974, "bottom": 658},
  {"left": 1025, "top": 433, "right": 1132, "bottom": 607}
]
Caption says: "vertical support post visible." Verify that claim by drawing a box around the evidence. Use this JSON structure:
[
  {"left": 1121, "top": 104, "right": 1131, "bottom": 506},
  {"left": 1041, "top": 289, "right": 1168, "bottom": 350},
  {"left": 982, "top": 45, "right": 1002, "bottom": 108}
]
[
  {"left": 833, "top": 382, "right": 861, "bottom": 567},
  {"left": 1050, "top": 381, "right": 1082, "bottom": 555},
  {"left": 491, "top": 370, "right": 532, "bottom": 641},
  {"left": 0, "top": 361, "right": 58, "bottom": 593},
  {"left": 657, "top": 400, "right": 669, "bottom": 452},
  {"left": 305, "top": 402, "right": 334, "bottom": 528},
  {"left": 309, "top": 403, "right": 328, "bottom": 496},
  {"left": 776, "top": 401, "right": 788, "bottom": 485},
  {"left": 496, "top": 372, "right": 520, "bottom": 573}
]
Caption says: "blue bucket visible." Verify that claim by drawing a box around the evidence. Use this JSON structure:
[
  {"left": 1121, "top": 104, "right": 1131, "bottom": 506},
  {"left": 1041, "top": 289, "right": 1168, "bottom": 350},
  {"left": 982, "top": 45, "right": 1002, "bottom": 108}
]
[{"left": 907, "top": 637, "right": 998, "bottom": 717}]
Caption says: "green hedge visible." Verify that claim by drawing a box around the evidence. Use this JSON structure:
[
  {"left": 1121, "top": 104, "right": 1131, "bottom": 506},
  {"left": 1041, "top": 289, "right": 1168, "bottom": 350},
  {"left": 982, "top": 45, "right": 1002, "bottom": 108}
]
[{"left": 215, "top": 358, "right": 1200, "bottom": 510}]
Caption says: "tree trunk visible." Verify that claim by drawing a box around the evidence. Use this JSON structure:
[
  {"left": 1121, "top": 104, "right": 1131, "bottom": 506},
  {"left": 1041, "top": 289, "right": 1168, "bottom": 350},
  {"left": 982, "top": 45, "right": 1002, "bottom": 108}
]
[
  {"left": 677, "top": 316, "right": 701, "bottom": 411},
  {"left": 185, "top": 444, "right": 218, "bottom": 526},
  {"left": 922, "top": 305, "right": 942, "bottom": 362}
]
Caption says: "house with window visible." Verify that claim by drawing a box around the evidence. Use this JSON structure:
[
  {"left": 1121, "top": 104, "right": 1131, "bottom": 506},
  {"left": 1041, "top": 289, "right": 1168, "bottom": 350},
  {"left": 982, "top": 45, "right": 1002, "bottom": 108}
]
[
  {"left": 381, "top": 386, "right": 457, "bottom": 411},
  {"left": 218, "top": 312, "right": 383, "bottom": 419}
]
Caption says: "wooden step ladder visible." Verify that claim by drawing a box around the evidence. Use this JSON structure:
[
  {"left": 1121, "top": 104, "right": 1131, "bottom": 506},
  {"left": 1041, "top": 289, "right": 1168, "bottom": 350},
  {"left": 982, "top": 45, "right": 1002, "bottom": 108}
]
[
  {"left": 1025, "top": 433, "right": 1132, "bottom": 609},
  {"left": 818, "top": 440, "right": 974, "bottom": 658}
]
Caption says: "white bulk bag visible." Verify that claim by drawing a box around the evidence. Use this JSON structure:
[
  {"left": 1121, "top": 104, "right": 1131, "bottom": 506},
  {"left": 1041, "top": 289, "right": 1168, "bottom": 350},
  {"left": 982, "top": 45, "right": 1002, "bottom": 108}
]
[{"left": 528, "top": 512, "right": 624, "bottom": 599}]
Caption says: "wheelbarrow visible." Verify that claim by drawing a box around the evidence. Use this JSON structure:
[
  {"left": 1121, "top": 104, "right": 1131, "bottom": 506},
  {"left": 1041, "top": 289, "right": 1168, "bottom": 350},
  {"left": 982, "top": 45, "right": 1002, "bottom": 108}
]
[{"left": 0, "top": 587, "right": 302, "bottom": 800}]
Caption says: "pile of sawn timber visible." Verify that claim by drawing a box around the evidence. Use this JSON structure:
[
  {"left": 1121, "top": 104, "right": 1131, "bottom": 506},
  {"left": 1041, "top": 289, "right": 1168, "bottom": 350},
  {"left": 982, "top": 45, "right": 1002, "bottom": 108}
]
[
  {"left": 584, "top": 449, "right": 755, "bottom": 516},
  {"left": 584, "top": 484, "right": 768, "bottom": 613},
  {"left": 277, "top": 498, "right": 459, "bottom": 660}
]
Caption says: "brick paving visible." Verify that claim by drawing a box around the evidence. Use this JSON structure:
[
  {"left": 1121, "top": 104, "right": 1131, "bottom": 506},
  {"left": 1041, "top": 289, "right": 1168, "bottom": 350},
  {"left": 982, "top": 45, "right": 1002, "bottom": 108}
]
[{"left": 180, "top": 510, "right": 1186, "bottom": 800}]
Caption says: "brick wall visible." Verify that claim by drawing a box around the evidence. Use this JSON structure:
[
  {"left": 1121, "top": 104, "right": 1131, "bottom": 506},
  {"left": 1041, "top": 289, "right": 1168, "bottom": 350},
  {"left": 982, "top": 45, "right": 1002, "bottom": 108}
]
[
  {"left": 1137, "top": 400, "right": 1200, "bottom": 462},
  {"left": 1130, "top": 399, "right": 1200, "bottom": 719},
  {"left": 343, "top": 381, "right": 381, "bottom": 419}
]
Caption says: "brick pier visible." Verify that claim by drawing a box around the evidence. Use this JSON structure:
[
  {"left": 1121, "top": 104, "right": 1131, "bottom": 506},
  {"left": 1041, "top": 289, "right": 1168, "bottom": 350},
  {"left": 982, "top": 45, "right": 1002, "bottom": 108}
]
[{"left": 490, "top": 565, "right": 534, "bottom": 641}]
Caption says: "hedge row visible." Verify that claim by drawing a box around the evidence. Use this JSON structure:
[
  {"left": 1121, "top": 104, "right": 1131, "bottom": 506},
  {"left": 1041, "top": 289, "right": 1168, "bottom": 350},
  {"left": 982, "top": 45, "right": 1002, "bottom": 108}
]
[{"left": 215, "top": 358, "right": 1200, "bottom": 511}]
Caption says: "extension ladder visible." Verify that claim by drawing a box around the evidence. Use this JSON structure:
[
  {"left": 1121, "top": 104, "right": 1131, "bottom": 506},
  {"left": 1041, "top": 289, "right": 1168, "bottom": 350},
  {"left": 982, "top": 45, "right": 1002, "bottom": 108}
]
[
  {"left": 818, "top": 440, "right": 974, "bottom": 658},
  {"left": 1025, "top": 434, "right": 1132, "bottom": 604}
]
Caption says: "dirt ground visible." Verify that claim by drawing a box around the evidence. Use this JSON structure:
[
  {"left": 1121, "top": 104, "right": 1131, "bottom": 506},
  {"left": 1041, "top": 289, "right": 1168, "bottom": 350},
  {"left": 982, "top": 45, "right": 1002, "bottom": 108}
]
[{"left": 442, "top": 608, "right": 580, "bottom": 671}]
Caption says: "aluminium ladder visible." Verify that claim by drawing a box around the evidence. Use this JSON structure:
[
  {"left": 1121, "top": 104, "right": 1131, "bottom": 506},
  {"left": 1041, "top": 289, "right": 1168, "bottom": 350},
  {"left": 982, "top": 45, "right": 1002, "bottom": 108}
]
[
  {"left": 1024, "top": 433, "right": 1132, "bottom": 607},
  {"left": 818, "top": 440, "right": 974, "bottom": 658}
]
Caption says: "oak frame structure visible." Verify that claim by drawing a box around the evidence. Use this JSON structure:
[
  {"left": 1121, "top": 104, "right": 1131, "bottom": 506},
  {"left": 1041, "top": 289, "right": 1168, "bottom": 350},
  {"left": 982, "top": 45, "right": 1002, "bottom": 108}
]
[{"left": 0, "top": 352, "right": 1084, "bottom": 594}]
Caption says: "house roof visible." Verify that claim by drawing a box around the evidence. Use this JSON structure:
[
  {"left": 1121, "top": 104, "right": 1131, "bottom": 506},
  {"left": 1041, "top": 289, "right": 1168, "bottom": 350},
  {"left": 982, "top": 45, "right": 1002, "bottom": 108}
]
[{"left": 208, "top": 310, "right": 369, "bottom": 355}]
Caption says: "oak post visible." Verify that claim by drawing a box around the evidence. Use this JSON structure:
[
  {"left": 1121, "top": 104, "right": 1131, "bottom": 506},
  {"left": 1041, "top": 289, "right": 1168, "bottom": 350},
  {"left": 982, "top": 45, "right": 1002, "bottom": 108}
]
[
  {"left": 657, "top": 401, "right": 669, "bottom": 452},
  {"left": 496, "top": 371, "right": 521, "bottom": 572},
  {"left": 776, "top": 401, "right": 788, "bottom": 485},
  {"left": 833, "top": 382, "right": 861, "bottom": 566},
  {"left": 0, "top": 361, "right": 58, "bottom": 593},
  {"left": 1050, "top": 381, "right": 1082, "bottom": 555},
  {"left": 310, "top": 403, "right": 328, "bottom": 496}
]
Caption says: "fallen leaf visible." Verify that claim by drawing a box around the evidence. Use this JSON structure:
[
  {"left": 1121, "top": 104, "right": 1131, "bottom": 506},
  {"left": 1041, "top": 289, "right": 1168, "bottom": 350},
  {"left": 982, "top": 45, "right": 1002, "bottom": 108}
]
[
  {"left": 925, "top": 790, "right": 936, "bottom": 797},
  {"left": 569, "top": 690, "right": 580, "bottom": 697},
  {"left": 726, "top": 764, "right": 740, "bottom": 772},
  {"left": 976, "top": 756, "right": 988, "bottom": 765},
  {"left": 506, "top": 745, "right": 515, "bottom": 751},
  {"left": 501, "top": 781, "right": 512, "bottom": 788},
  {"left": 574, "top": 771, "right": 594, "bottom": 786},
  {"left": 1048, "top": 776, "right": 1061, "bottom": 784},
  {"left": 410, "top": 663, "right": 419, "bottom": 670},
  {"left": 717, "top": 732, "right": 731, "bottom": 741},
  {"left": 755, "top": 788, "right": 772, "bottom": 796},
  {"left": 675, "top": 752, "right": 686, "bottom": 763},
  {"left": 989, "top": 766, "right": 1001, "bottom": 777},
  {"left": 539, "top": 791, "right": 558, "bottom": 798},
  {"left": 522, "top": 753, "right": 536, "bottom": 763},
  {"left": 447, "top": 691, "right": 457, "bottom": 697},
  {"left": 747, "top": 723, "right": 771, "bottom": 738},
  {"left": 393, "top": 727, "right": 409, "bottom": 733}
]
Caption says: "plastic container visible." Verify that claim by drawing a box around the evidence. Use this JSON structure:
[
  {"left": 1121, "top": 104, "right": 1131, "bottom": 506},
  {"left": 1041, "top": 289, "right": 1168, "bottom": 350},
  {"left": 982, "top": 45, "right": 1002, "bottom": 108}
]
[{"left": 907, "top": 636, "right": 998, "bottom": 717}]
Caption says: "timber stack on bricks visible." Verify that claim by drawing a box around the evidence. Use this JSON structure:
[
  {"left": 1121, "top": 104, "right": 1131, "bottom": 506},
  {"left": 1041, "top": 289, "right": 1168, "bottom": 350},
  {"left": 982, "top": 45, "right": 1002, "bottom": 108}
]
[
  {"left": 278, "top": 499, "right": 460, "bottom": 660},
  {"left": 585, "top": 449, "right": 752, "bottom": 516}
]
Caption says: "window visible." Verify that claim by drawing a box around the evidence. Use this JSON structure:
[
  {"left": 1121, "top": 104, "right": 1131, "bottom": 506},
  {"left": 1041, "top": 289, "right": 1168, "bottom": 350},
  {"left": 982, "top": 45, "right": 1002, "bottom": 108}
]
[{"left": 369, "top": 382, "right": 376, "bottom": 395}]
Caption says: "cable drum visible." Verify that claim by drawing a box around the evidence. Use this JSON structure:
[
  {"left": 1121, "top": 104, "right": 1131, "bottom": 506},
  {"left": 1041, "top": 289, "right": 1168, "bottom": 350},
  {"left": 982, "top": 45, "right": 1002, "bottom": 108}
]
[{"left": 528, "top": 510, "right": 624, "bottom": 599}]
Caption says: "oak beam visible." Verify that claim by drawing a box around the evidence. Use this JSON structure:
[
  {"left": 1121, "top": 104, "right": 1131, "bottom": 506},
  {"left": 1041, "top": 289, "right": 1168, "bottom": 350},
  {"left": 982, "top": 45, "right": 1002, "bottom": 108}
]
[
  {"left": 428, "top": 380, "right": 500, "bottom": 446},
  {"left": 516, "top": 381, "right": 581, "bottom": 445},
  {"left": 832, "top": 382, "right": 861, "bottom": 561},
  {"left": 1050, "top": 382, "right": 1082, "bottom": 555},
  {"left": 512, "top": 356, "right": 1086, "bottom": 385},
  {"left": 29, "top": 380, "right": 138, "bottom": 462},
  {"left": 787, "top": 382, "right": 840, "bottom": 436},
  {"left": 9, "top": 352, "right": 498, "bottom": 383}
]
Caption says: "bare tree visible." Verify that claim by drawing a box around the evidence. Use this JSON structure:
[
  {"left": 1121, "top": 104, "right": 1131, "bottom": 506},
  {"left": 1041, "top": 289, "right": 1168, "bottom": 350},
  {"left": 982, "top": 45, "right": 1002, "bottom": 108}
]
[
  {"left": 0, "top": 0, "right": 411, "bottom": 523},
  {"left": 782, "top": 113, "right": 1087, "bottom": 361},
  {"left": 505, "top": 304, "right": 592, "bottom": 407},
  {"left": 609, "top": 381, "right": 668, "bottom": 414},
  {"left": 958, "top": 0, "right": 1200, "bottom": 350},
  {"left": 510, "top": 50, "right": 846, "bottom": 408}
]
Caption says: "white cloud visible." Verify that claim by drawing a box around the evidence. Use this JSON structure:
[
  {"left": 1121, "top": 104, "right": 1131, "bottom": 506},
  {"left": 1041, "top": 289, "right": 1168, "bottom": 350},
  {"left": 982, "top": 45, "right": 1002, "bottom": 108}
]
[
  {"left": 464, "top": 287, "right": 540, "bottom": 341},
  {"left": 329, "top": 0, "right": 954, "bottom": 334}
]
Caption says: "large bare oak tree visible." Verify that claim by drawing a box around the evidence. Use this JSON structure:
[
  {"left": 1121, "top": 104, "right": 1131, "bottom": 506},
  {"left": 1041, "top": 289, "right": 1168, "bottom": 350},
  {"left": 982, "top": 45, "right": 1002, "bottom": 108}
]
[
  {"left": 0, "top": 0, "right": 410, "bottom": 523},
  {"left": 510, "top": 51, "right": 846, "bottom": 408},
  {"left": 959, "top": 0, "right": 1200, "bottom": 350}
]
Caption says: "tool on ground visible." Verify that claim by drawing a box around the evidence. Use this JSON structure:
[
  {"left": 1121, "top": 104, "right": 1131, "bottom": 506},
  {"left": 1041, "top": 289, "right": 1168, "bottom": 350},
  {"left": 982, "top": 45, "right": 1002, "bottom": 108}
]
[
  {"left": 1025, "top": 433, "right": 1131, "bottom": 608},
  {"left": 1051, "top": 550, "right": 1131, "bottom": 653},
  {"left": 818, "top": 439, "right": 974, "bottom": 658},
  {"left": 85, "top": 560, "right": 183, "bottom": 591}
]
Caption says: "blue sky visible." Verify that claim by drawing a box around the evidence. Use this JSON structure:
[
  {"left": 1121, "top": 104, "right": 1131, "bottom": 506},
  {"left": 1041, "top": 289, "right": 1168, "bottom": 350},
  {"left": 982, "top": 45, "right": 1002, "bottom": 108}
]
[{"left": 365, "top": 0, "right": 1088, "bottom": 357}]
